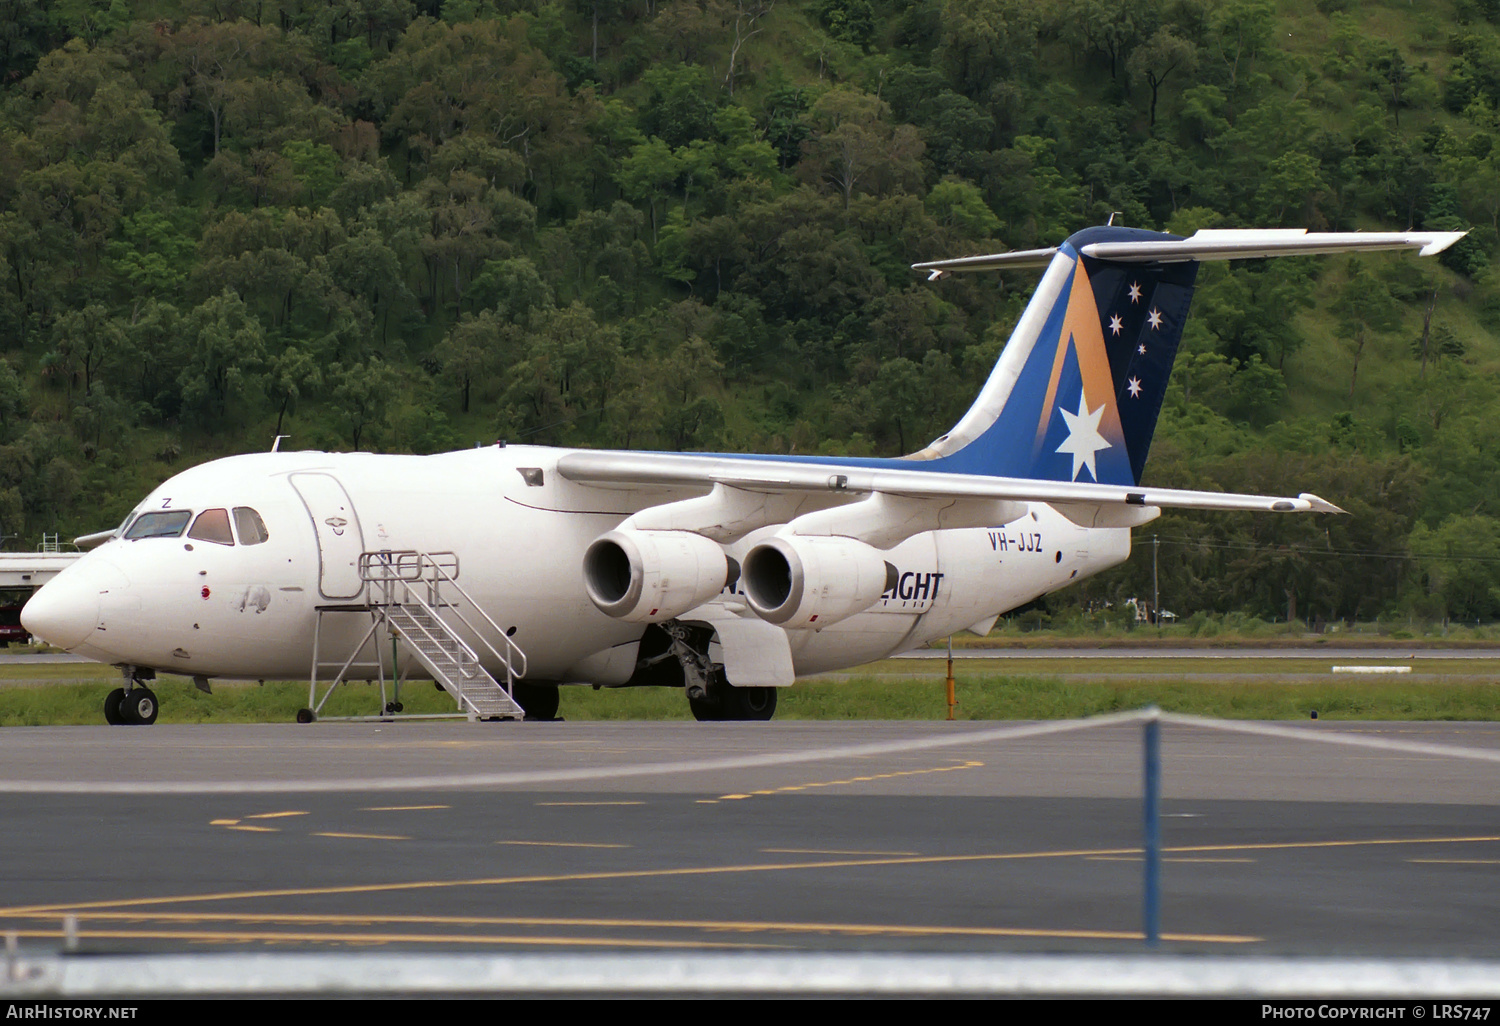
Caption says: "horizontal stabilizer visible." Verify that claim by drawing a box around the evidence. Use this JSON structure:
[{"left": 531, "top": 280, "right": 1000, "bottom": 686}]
[
  {"left": 912, "top": 247, "right": 1059, "bottom": 278},
  {"left": 913, "top": 229, "right": 1464, "bottom": 277}
]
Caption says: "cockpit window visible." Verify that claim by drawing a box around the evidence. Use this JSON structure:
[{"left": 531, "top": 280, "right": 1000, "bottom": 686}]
[
  {"left": 187, "top": 508, "right": 235, "bottom": 546},
  {"left": 124, "top": 511, "right": 192, "bottom": 540},
  {"left": 233, "top": 507, "right": 269, "bottom": 545}
]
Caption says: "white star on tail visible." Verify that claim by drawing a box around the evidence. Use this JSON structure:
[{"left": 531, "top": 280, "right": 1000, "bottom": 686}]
[
  {"left": 1147, "top": 307, "right": 1164, "bottom": 330},
  {"left": 1127, "top": 377, "right": 1143, "bottom": 397},
  {"left": 1128, "top": 282, "right": 1142, "bottom": 303},
  {"left": 1109, "top": 314, "right": 1123, "bottom": 335},
  {"left": 1056, "top": 390, "right": 1111, "bottom": 482}
]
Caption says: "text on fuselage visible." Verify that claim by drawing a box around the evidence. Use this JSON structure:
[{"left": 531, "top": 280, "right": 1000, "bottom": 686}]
[
  {"left": 989, "top": 530, "right": 1043, "bottom": 553},
  {"left": 879, "top": 570, "right": 945, "bottom": 610}
]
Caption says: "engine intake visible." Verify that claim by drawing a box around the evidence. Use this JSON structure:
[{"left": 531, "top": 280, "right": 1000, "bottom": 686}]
[
  {"left": 742, "top": 535, "right": 897, "bottom": 629},
  {"left": 583, "top": 529, "right": 730, "bottom": 623}
]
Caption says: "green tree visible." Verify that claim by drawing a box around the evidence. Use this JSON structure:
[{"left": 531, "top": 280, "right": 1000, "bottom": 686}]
[
  {"left": 798, "top": 88, "right": 925, "bottom": 209},
  {"left": 1330, "top": 262, "right": 1401, "bottom": 400},
  {"left": 434, "top": 309, "right": 516, "bottom": 413},
  {"left": 268, "top": 345, "right": 323, "bottom": 437},
  {"left": 1127, "top": 26, "right": 1199, "bottom": 127},
  {"left": 48, "top": 303, "right": 126, "bottom": 408},
  {"left": 178, "top": 289, "right": 268, "bottom": 428},
  {"left": 501, "top": 302, "right": 621, "bottom": 445},
  {"left": 1410, "top": 515, "right": 1500, "bottom": 622},
  {"left": 616, "top": 136, "right": 682, "bottom": 241},
  {"left": 329, "top": 358, "right": 401, "bottom": 451}
]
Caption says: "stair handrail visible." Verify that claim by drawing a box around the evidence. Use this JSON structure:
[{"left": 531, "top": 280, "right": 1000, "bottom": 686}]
[
  {"left": 357, "top": 550, "right": 528, "bottom": 682},
  {"left": 416, "top": 552, "right": 529, "bottom": 682}
]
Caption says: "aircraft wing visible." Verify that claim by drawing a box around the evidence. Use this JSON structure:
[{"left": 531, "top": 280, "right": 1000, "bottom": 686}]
[
  {"left": 558, "top": 451, "right": 1338, "bottom": 511},
  {"left": 556, "top": 450, "right": 1341, "bottom": 543}
]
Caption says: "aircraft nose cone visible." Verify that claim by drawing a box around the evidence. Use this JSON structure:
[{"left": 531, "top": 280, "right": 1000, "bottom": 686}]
[{"left": 21, "top": 558, "right": 128, "bottom": 651}]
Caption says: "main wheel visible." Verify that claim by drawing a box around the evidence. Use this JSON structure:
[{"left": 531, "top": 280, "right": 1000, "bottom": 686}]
[
  {"left": 103, "top": 688, "right": 125, "bottom": 725},
  {"left": 512, "top": 682, "right": 560, "bottom": 721},
  {"left": 296, "top": 708, "right": 316, "bottom": 724},
  {"left": 721, "top": 685, "right": 777, "bottom": 721},
  {"left": 120, "top": 687, "right": 158, "bottom": 725},
  {"left": 688, "top": 692, "right": 722, "bottom": 722}
]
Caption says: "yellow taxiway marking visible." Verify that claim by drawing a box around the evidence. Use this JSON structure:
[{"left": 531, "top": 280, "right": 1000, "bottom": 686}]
[
  {"left": 363, "top": 805, "right": 450, "bottom": 812},
  {"left": 497, "top": 841, "right": 631, "bottom": 849},
  {"left": 0, "top": 913, "right": 1258, "bottom": 945},
  {"left": 0, "top": 928, "right": 776, "bottom": 950},
  {"left": 313, "top": 832, "right": 410, "bottom": 841},
  {"left": 535, "top": 801, "right": 646, "bottom": 807},
  {"left": 245, "top": 811, "right": 309, "bottom": 819},
  {"left": 6, "top": 835, "right": 1496, "bottom": 919},
  {"left": 1168, "top": 836, "right": 1500, "bottom": 855},
  {"left": 1407, "top": 858, "right": 1500, "bottom": 864},
  {"left": 717, "top": 759, "right": 984, "bottom": 800},
  {"left": 762, "top": 849, "right": 920, "bottom": 857},
  {"left": 1087, "top": 857, "right": 1255, "bottom": 863},
  {"left": 210, "top": 819, "right": 239, "bottom": 826},
  {"left": 226, "top": 825, "right": 278, "bottom": 833}
]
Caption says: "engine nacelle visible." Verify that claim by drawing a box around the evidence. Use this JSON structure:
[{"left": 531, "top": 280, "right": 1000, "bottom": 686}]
[
  {"left": 583, "top": 529, "right": 730, "bottom": 623},
  {"left": 742, "top": 535, "right": 897, "bottom": 629}
]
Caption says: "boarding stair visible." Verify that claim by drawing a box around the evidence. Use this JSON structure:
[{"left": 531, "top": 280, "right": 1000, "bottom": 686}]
[{"left": 303, "top": 550, "right": 527, "bottom": 722}]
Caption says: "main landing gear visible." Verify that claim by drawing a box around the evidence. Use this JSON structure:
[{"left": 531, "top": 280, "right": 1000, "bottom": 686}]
[
  {"left": 641, "top": 621, "right": 777, "bottom": 722},
  {"left": 512, "top": 681, "right": 561, "bottom": 721},
  {"left": 104, "top": 667, "right": 158, "bottom": 725},
  {"left": 687, "top": 673, "right": 777, "bottom": 722}
]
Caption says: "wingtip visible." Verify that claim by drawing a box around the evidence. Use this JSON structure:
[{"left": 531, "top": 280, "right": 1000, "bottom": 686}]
[
  {"left": 1418, "top": 231, "right": 1466, "bottom": 257},
  {"left": 1298, "top": 493, "right": 1347, "bottom": 514}
]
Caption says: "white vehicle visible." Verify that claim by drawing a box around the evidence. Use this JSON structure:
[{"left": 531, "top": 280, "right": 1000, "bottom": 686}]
[{"left": 21, "top": 226, "right": 1461, "bottom": 724}]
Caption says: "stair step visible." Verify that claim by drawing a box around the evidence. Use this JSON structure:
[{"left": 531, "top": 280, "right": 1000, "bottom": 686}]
[{"left": 381, "top": 595, "right": 526, "bottom": 718}]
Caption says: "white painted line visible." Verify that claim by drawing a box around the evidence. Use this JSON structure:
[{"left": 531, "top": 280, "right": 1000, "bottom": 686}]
[
  {"left": 1332, "top": 666, "right": 1411, "bottom": 674},
  {"left": 6, "top": 952, "right": 1500, "bottom": 996},
  {"left": 2, "top": 708, "right": 1498, "bottom": 795},
  {"left": 0, "top": 712, "right": 1148, "bottom": 794}
]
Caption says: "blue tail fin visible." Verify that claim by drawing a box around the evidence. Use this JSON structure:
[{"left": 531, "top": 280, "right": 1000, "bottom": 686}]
[{"left": 919, "top": 227, "right": 1198, "bottom": 486}]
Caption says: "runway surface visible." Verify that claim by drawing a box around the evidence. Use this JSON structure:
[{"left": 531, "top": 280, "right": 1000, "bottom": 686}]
[{"left": 0, "top": 719, "right": 1497, "bottom": 959}]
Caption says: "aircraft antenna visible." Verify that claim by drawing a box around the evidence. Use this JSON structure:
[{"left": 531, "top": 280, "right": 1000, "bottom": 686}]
[{"left": 271, "top": 435, "right": 290, "bottom": 452}]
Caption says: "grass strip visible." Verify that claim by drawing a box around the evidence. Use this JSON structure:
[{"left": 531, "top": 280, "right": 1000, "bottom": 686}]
[{"left": 0, "top": 673, "right": 1496, "bottom": 725}]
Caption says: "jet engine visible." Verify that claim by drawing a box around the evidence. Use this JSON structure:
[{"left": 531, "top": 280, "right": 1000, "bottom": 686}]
[
  {"left": 741, "top": 535, "right": 897, "bottom": 629},
  {"left": 583, "top": 529, "right": 731, "bottom": 622}
]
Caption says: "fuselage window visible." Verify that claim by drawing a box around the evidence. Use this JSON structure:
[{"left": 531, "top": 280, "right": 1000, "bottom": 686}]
[
  {"left": 123, "top": 510, "right": 192, "bottom": 540},
  {"left": 233, "top": 507, "right": 269, "bottom": 545},
  {"left": 188, "top": 508, "right": 235, "bottom": 546}
]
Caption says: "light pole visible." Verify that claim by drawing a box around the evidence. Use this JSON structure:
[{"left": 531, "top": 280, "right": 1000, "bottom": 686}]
[{"left": 1152, "top": 534, "right": 1160, "bottom": 629}]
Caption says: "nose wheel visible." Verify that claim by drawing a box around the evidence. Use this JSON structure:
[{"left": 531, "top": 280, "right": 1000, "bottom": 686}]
[
  {"left": 120, "top": 686, "right": 159, "bottom": 724},
  {"left": 105, "top": 669, "right": 159, "bottom": 725},
  {"left": 103, "top": 688, "right": 124, "bottom": 725}
]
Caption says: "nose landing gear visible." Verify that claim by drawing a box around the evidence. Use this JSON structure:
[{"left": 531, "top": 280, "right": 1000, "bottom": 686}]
[{"left": 105, "top": 667, "right": 159, "bottom": 725}]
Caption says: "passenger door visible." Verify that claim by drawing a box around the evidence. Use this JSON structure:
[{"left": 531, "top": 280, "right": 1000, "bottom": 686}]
[{"left": 289, "top": 473, "right": 366, "bottom": 602}]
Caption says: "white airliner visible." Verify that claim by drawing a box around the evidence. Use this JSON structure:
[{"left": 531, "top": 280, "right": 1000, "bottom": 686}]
[{"left": 21, "top": 226, "right": 1461, "bottom": 724}]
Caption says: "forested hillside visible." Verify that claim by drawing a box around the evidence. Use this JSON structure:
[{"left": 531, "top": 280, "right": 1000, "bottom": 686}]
[{"left": 3, "top": 0, "right": 1500, "bottom": 625}]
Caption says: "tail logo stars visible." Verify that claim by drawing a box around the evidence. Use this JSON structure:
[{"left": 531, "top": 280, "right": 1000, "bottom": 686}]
[{"left": 1055, "top": 390, "right": 1112, "bottom": 482}]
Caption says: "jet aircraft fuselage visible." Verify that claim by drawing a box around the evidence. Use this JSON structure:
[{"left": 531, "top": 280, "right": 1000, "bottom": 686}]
[{"left": 31, "top": 446, "right": 1116, "bottom": 685}]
